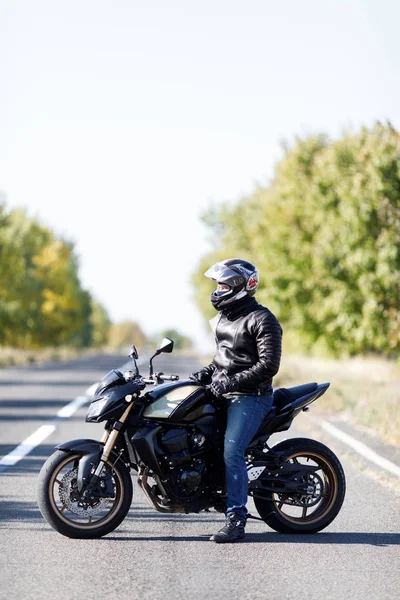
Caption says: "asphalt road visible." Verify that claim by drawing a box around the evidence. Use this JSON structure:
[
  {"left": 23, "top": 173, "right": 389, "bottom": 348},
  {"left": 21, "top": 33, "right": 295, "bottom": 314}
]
[{"left": 0, "top": 352, "right": 399, "bottom": 600}]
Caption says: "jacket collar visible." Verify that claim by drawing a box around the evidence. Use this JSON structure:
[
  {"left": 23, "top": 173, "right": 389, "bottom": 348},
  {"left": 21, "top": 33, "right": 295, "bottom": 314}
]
[{"left": 221, "top": 296, "right": 258, "bottom": 320}]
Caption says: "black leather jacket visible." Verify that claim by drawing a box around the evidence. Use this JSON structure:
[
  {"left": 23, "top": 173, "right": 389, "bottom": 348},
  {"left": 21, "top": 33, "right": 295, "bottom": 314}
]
[{"left": 204, "top": 296, "right": 283, "bottom": 397}]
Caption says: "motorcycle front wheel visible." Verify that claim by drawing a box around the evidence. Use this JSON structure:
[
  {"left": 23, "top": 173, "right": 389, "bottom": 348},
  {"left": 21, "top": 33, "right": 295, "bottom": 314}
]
[
  {"left": 37, "top": 450, "right": 133, "bottom": 539},
  {"left": 254, "top": 438, "right": 346, "bottom": 534}
]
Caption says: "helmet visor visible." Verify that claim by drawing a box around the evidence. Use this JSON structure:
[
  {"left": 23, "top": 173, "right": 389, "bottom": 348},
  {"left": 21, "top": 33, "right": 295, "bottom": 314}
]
[{"left": 204, "top": 262, "right": 245, "bottom": 287}]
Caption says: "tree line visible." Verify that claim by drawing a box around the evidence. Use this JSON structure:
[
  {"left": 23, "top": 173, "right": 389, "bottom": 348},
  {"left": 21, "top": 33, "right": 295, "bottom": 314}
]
[
  {"left": 0, "top": 202, "right": 110, "bottom": 349},
  {"left": 0, "top": 201, "right": 193, "bottom": 352},
  {"left": 192, "top": 122, "right": 400, "bottom": 357}
]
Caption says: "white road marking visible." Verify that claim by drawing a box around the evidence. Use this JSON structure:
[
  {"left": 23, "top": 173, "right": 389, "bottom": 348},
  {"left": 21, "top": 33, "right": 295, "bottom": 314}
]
[
  {"left": 0, "top": 425, "right": 56, "bottom": 467},
  {"left": 0, "top": 394, "right": 92, "bottom": 471},
  {"left": 56, "top": 396, "right": 89, "bottom": 418},
  {"left": 322, "top": 420, "right": 400, "bottom": 477},
  {"left": 85, "top": 383, "right": 99, "bottom": 397}
]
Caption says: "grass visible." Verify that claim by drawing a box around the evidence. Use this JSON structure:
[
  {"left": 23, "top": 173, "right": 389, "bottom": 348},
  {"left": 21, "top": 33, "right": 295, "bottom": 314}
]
[{"left": 274, "top": 354, "right": 400, "bottom": 447}]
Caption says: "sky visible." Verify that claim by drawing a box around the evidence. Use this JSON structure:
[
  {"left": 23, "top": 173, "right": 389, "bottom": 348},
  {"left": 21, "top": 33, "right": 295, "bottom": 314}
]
[{"left": 1, "top": 0, "right": 399, "bottom": 353}]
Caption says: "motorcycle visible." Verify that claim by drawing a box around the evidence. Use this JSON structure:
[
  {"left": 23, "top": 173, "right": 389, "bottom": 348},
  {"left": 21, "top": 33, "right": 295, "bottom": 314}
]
[{"left": 37, "top": 337, "right": 346, "bottom": 538}]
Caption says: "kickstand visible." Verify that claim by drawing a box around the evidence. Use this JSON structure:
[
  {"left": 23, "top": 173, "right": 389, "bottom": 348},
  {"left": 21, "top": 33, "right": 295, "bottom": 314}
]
[{"left": 246, "top": 513, "right": 264, "bottom": 521}]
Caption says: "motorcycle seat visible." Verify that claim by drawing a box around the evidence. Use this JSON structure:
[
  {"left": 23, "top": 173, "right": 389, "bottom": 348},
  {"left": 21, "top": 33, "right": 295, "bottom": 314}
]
[{"left": 273, "top": 382, "right": 318, "bottom": 410}]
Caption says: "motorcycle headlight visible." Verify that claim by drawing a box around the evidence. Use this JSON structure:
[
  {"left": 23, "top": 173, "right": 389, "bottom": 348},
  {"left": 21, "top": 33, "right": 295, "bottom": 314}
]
[{"left": 86, "top": 395, "right": 110, "bottom": 420}]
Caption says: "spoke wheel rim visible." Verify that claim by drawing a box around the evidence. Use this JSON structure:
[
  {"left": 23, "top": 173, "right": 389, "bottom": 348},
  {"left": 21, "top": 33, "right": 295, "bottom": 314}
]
[
  {"left": 272, "top": 451, "right": 338, "bottom": 525},
  {"left": 48, "top": 454, "right": 125, "bottom": 530}
]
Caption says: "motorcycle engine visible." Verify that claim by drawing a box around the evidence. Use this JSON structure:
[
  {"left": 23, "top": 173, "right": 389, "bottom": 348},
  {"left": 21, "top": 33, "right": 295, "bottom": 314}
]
[
  {"left": 159, "top": 428, "right": 206, "bottom": 466},
  {"left": 158, "top": 428, "right": 207, "bottom": 495},
  {"left": 179, "top": 460, "right": 205, "bottom": 492}
]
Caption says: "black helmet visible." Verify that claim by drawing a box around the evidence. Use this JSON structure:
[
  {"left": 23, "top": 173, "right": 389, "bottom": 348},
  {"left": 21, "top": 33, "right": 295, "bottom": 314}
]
[{"left": 204, "top": 258, "right": 259, "bottom": 310}]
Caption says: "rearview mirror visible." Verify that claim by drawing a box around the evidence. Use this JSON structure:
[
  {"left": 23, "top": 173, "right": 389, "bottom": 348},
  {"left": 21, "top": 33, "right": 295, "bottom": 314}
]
[
  {"left": 157, "top": 337, "right": 174, "bottom": 354},
  {"left": 149, "top": 337, "right": 174, "bottom": 377},
  {"left": 129, "top": 344, "right": 139, "bottom": 360}
]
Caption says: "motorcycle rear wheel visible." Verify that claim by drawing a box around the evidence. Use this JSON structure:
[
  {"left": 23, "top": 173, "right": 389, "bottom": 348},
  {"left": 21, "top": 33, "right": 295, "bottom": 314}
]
[
  {"left": 254, "top": 438, "right": 345, "bottom": 534},
  {"left": 37, "top": 450, "right": 133, "bottom": 539}
]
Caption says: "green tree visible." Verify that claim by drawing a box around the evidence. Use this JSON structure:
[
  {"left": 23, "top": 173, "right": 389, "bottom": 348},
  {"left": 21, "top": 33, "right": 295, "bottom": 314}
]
[
  {"left": 193, "top": 122, "right": 400, "bottom": 357},
  {"left": 0, "top": 201, "right": 108, "bottom": 349}
]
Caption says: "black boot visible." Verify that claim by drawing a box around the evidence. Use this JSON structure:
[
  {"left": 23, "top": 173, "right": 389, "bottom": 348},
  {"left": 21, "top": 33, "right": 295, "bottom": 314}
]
[{"left": 210, "top": 512, "right": 246, "bottom": 543}]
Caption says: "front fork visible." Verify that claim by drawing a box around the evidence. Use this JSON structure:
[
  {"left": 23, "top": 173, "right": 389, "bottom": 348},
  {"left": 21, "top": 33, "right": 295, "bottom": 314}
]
[{"left": 81, "top": 401, "right": 134, "bottom": 497}]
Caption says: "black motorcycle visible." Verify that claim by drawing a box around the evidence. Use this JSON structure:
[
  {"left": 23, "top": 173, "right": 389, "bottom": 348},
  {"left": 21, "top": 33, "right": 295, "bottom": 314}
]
[{"left": 37, "top": 337, "right": 346, "bottom": 538}]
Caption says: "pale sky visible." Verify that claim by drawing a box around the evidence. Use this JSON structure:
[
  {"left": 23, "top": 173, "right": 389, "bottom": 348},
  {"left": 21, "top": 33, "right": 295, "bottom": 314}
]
[{"left": 1, "top": 0, "right": 399, "bottom": 353}]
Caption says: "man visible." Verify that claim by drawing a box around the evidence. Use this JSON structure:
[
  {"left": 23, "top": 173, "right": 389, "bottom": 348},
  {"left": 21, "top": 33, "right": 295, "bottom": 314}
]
[{"left": 190, "top": 258, "right": 282, "bottom": 543}]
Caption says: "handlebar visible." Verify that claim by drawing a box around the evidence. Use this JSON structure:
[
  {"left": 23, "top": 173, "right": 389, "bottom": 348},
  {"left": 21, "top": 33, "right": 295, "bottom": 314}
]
[
  {"left": 140, "top": 373, "right": 179, "bottom": 385},
  {"left": 160, "top": 374, "right": 179, "bottom": 381}
]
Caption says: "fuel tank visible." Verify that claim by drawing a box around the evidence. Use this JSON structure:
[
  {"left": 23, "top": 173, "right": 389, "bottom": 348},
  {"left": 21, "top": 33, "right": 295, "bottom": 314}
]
[{"left": 143, "top": 379, "right": 216, "bottom": 424}]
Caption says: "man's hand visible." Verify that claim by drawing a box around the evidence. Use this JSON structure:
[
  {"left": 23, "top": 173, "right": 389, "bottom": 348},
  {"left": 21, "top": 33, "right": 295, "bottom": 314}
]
[
  {"left": 189, "top": 369, "right": 212, "bottom": 385},
  {"left": 208, "top": 379, "right": 238, "bottom": 398}
]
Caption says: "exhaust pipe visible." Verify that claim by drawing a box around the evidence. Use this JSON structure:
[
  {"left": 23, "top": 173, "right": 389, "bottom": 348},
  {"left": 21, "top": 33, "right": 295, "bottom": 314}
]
[{"left": 137, "top": 467, "right": 185, "bottom": 513}]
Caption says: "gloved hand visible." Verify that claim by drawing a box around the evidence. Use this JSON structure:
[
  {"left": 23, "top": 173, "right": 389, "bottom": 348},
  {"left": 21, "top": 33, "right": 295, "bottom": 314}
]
[
  {"left": 208, "top": 379, "right": 239, "bottom": 398},
  {"left": 189, "top": 369, "right": 213, "bottom": 385}
]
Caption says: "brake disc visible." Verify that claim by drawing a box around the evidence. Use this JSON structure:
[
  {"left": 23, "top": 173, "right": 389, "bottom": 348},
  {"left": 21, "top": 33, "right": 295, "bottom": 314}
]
[{"left": 58, "top": 467, "right": 108, "bottom": 516}]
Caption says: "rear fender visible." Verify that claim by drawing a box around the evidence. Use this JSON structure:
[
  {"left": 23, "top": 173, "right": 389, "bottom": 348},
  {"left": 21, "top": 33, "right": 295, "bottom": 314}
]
[
  {"left": 283, "top": 383, "right": 330, "bottom": 412},
  {"left": 57, "top": 438, "right": 103, "bottom": 493}
]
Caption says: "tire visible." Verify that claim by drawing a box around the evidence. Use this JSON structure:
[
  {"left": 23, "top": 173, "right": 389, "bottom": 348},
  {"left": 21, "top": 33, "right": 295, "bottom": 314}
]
[
  {"left": 37, "top": 450, "right": 133, "bottom": 539},
  {"left": 254, "top": 438, "right": 346, "bottom": 534}
]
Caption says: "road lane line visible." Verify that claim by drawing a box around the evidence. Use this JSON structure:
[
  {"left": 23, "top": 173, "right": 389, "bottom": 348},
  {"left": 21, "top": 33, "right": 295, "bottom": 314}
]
[
  {"left": 0, "top": 425, "right": 56, "bottom": 468},
  {"left": 322, "top": 420, "right": 400, "bottom": 477},
  {"left": 57, "top": 395, "right": 89, "bottom": 418},
  {"left": 0, "top": 395, "right": 91, "bottom": 472},
  {"left": 85, "top": 383, "right": 99, "bottom": 396}
]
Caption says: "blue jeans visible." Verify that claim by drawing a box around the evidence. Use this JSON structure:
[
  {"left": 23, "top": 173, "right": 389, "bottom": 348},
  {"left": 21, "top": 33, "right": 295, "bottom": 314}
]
[{"left": 223, "top": 394, "right": 273, "bottom": 521}]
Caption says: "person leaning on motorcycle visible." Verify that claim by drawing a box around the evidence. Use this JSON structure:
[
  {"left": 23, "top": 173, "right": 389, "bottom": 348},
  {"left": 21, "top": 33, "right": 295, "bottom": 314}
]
[{"left": 190, "top": 258, "right": 283, "bottom": 543}]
